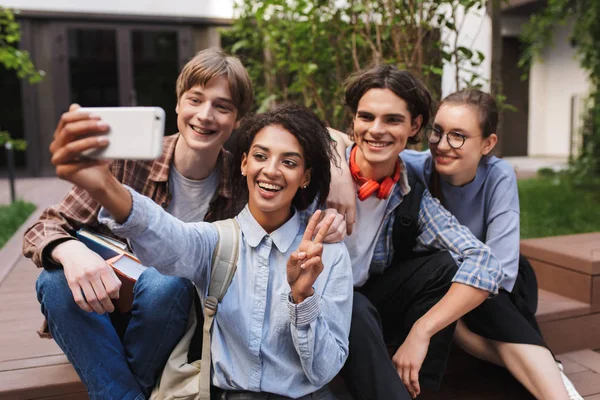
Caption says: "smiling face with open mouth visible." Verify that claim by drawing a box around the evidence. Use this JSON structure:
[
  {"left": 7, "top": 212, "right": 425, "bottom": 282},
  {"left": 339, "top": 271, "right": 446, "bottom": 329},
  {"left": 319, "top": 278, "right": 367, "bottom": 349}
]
[
  {"left": 175, "top": 75, "right": 238, "bottom": 154},
  {"left": 352, "top": 88, "right": 421, "bottom": 181},
  {"left": 241, "top": 124, "right": 311, "bottom": 231}
]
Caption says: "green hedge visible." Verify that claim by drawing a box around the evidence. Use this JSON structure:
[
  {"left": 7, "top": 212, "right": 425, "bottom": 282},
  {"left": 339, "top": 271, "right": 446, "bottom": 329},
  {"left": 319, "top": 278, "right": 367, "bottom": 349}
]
[
  {"left": 0, "top": 200, "right": 36, "bottom": 249},
  {"left": 519, "top": 176, "right": 600, "bottom": 238}
]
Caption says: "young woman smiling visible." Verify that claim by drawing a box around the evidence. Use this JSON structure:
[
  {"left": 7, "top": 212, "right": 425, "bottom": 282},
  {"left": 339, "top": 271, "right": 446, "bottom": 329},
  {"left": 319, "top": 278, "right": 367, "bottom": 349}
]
[
  {"left": 402, "top": 89, "right": 582, "bottom": 400},
  {"left": 49, "top": 103, "right": 354, "bottom": 400}
]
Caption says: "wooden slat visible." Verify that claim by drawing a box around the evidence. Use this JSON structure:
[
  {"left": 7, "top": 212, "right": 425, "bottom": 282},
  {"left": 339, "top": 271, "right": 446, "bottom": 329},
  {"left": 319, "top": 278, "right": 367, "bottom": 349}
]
[
  {"left": 0, "top": 355, "right": 70, "bottom": 373},
  {"left": 530, "top": 259, "right": 592, "bottom": 303},
  {"left": 536, "top": 289, "right": 591, "bottom": 322},
  {"left": 560, "top": 350, "right": 600, "bottom": 374},
  {"left": 540, "top": 312, "right": 600, "bottom": 354},
  {"left": 567, "top": 370, "right": 600, "bottom": 397},
  {"left": 35, "top": 393, "right": 89, "bottom": 400},
  {"left": 521, "top": 233, "right": 600, "bottom": 275},
  {"left": 0, "top": 363, "right": 85, "bottom": 400},
  {"left": 557, "top": 356, "right": 589, "bottom": 375},
  {"left": 593, "top": 276, "right": 600, "bottom": 312}
]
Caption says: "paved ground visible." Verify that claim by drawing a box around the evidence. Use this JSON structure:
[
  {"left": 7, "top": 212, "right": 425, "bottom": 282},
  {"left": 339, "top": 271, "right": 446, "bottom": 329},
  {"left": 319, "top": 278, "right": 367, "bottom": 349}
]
[
  {"left": 504, "top": 156, "right": 569, "bottom": 179},
  {"left": 0, "top": 178, "right": 72, "bottom": 284}
]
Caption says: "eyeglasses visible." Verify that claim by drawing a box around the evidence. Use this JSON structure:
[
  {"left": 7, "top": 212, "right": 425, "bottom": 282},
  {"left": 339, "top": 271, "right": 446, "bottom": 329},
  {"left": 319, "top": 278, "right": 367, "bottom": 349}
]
[{"left": 425, "top": 127, "right": 479, "bottom": 149}]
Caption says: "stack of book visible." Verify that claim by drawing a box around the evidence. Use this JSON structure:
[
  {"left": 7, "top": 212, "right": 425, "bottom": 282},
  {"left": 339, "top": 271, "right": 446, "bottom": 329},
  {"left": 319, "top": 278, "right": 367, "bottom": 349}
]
[{"left": 76, "top": 229, "right": 147, "bottom": 312}]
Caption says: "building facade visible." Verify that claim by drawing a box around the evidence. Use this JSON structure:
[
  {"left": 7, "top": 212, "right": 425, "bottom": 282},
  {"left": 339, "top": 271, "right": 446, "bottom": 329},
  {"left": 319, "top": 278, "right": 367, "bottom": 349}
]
[
  {"left": 1, "top": 0, "right": 233, "bottom": 176},
  {"left": 440, "top": 0, "right": 590, "bottom": 159}
]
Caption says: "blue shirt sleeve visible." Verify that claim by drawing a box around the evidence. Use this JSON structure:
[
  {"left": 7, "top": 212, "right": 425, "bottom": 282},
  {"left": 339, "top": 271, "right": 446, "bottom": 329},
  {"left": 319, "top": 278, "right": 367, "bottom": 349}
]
[
  {"left": 484, "top": 168, "right": 520, "bottom": 292},
  {"left": 287, "top": 244, "right": 353, "bottom": 387},
  {"left": 415, "top": 189, "right": 504, "bottom": 295},
  {"left": 98, "top": 186, "right": 217, "bottom": 289}
]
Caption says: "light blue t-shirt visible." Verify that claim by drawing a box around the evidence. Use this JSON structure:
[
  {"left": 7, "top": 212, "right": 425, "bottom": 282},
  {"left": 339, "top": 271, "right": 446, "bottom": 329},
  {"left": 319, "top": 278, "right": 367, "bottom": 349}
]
[
  {"left": 401, "top": 150, "right": 520, "bottom": 292},
  {"left": 99, "top": 188, "right": 353, "bottom": 397}
]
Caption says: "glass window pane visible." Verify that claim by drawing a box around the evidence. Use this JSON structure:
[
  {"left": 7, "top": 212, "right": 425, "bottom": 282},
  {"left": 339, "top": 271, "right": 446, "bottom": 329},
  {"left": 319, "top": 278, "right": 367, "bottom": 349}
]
[
  {"left": 68, "top": 29, "right": 119, "bottom": 106},
  {"left": 132, "top": 30, "right": 179, "bottom": 135}
]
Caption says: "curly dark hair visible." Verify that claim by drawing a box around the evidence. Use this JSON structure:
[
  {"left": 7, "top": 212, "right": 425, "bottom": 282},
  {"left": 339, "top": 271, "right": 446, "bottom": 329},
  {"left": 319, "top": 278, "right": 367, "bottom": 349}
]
[
  {"left": 344, "top": 64, "right": 432, "bottom": 145},
  {"left": 231, "top": 103, "right": 337, "bottom": 210}
]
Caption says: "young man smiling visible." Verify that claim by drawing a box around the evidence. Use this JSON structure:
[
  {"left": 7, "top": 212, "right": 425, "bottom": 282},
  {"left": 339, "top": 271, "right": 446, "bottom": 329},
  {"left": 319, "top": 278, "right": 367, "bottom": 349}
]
[
  {"left": 24, "top": 47, "right": 354, "bottom": 400},
  {"left": 331, "top": 64, "right": 504, "bottom": 400},
  {"left": 23, "top": 48, "right": 254, "bottom": 400}
]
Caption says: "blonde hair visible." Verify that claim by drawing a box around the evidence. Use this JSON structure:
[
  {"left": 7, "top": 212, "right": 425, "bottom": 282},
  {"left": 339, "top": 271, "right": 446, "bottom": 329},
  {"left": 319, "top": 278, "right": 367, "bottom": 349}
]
[{"left": 176, "top": 48, "right": 254, "bottom": 120}]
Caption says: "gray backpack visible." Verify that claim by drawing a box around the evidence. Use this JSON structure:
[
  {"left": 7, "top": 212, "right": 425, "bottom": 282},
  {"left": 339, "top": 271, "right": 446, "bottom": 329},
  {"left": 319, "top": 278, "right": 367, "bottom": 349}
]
[{"left": 150, "top": 218, "right": 240, "bottom": 400}]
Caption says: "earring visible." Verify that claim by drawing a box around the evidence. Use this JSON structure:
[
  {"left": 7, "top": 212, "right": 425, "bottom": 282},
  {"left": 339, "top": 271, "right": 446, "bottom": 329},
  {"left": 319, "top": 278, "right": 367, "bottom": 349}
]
[
  {"left": 241, "top": 171, "right": 246, "bottom": 176},
  {"left": 302, "top": 185, "right": 307, "bottom": 189}
]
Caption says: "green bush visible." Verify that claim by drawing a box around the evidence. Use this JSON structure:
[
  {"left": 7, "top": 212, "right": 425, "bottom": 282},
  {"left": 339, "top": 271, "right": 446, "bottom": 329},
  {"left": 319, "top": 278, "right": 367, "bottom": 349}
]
[
  {"left": 537, "top": 167, "right": 557, "bottom": 177},
  {"left": 222, "top": 0, "right": 490, "bottom": 130},
  {"left": 0, "top": 200, "right": 36, "bottom": 249},
  {"left": 519, "top": 175, "right": 600, "bottom": 238}
]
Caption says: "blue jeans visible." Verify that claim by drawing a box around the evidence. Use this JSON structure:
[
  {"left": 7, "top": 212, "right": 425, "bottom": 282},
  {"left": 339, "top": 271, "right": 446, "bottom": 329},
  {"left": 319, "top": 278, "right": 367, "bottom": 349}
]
[{"left": 36, "top": 267, "right": 194, "bottom": 400}]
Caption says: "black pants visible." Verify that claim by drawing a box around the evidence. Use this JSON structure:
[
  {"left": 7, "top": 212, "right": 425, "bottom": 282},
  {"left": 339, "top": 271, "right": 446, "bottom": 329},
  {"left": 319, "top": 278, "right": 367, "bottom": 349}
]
[{"left": 341, "top": 251, "right": 458, "bottom": 400}]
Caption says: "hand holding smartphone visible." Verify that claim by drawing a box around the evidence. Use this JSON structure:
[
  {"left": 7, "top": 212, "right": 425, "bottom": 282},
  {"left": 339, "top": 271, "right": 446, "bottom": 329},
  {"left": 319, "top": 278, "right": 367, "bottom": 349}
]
[{"left": 77, "top": 107, "right": 165, "bottom": 160}]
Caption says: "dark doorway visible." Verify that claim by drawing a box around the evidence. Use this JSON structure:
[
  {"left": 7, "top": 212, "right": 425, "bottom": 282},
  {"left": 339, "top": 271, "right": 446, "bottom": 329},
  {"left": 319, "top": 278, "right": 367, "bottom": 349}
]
[
  {"left": 500, "top": 37, "right": 529, "bottom": 157},
  {"left": 62, "top": 25, "right": 184, "bottom": 136},
  {"left": 68, "top": 28, "right": 120, "bottom": 107},
  {"left": 131, "top": 30, "right": 180, "bottom": 135}
]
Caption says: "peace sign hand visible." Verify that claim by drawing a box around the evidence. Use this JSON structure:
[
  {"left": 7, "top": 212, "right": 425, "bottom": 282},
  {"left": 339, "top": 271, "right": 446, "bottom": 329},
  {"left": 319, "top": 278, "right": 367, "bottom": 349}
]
[{"left": 287, "top": 210, "right": 335, "bottom": 304}]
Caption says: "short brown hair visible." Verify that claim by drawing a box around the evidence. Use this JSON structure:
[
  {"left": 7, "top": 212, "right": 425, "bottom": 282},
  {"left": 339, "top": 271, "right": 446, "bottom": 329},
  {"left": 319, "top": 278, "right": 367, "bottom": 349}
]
[
  {"left": 176, "top": 48, "right": 254, "bottom": 120},
  {"left": 344, "top": 64, "right": 432, "bottom": 145}
]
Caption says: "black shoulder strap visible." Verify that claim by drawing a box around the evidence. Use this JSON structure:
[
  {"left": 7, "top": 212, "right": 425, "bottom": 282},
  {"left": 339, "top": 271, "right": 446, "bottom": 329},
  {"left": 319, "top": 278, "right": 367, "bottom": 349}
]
[{"left": 392, "top": 171, "right": 425, "bottom": 260}]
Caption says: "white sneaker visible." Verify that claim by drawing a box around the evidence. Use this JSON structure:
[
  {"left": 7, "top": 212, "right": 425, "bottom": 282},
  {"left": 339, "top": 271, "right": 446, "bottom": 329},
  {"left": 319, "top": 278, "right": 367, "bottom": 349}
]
[{"left": 557, "top": 362, "right": 584, "bottom": 400}]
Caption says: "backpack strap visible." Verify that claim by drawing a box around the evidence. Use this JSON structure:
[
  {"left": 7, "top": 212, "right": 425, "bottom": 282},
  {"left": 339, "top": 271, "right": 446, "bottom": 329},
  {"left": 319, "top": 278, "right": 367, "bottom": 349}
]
[
  {"left": 198, "top": 218, "right": 240, "bottom": 400},
  {"left": 392, "top": 171, "right": 425, "bottom": 260},
  {"left": 208, "top": 218, "right": 240, "bottom": 302}
]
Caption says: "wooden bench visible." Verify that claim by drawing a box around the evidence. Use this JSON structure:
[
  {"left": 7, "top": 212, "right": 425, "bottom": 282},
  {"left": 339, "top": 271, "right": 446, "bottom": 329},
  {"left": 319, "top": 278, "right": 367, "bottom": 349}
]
[
  {"left": 1, "top": 233, "right": 598, "bottom": 399},
  {"left": 521, "top": 232, "right": 600, "bottom": 353}
]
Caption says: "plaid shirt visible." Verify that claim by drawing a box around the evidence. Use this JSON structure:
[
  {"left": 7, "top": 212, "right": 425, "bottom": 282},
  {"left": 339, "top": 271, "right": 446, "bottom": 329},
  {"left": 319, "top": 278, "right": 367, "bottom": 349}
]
[
  {"left": 346, "top": 147, "right": 504, "bottom": 294},
  {"left": 23, "top": 134, "right": 246, "bottom": 269}
]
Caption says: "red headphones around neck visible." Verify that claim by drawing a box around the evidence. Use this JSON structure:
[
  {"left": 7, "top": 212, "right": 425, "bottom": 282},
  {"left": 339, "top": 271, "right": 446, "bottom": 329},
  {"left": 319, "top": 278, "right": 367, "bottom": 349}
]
[{"left": 349, "top": 146, "right": 401, "bottom": 201}]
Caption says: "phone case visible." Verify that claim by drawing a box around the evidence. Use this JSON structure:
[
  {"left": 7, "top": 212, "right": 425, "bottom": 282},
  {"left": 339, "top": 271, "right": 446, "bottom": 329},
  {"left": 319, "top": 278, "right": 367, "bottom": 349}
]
[{"left": 78, "top": 107, "right": 165, "bottom": 160}]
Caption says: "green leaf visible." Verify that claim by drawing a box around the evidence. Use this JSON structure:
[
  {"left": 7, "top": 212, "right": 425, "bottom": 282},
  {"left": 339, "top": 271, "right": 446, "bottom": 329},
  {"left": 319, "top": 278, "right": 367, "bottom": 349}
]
[
  {"left": 230, "top": 39, "right": 249, "bottom": 54},
  {"left": 429, "top": 66, "right": 444, "bottom": 76},
  {"left": 457, "top": 46, "right": 474, "bottom": 59}
]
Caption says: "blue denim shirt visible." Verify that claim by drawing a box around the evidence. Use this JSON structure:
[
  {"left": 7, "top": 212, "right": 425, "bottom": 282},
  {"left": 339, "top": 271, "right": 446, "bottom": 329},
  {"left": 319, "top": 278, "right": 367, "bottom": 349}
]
[
  {"left": 326, "top": 146, "right": 504, "bottom": 294},
  {"left": 99, "top": 188, "right": 353, "bottom": 397}
]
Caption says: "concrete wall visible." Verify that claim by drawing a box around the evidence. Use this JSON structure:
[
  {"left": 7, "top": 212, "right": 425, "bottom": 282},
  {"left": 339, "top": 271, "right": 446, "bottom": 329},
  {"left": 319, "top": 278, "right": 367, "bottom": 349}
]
[
  {"left": 527, "top": 18, "right": 590, "bottom": 157},
  {"left": 445, "top": 10, "right": 590, "bottom": 158},
  {"left": 2, "top": 0, "right": 233, "bottom": 19}
]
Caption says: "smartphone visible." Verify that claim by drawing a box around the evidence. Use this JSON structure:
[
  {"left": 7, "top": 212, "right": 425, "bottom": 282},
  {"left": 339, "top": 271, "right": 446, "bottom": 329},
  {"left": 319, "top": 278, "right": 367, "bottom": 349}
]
[{"left": 77, "top": 107, "right": 165, "bottom": 160}]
